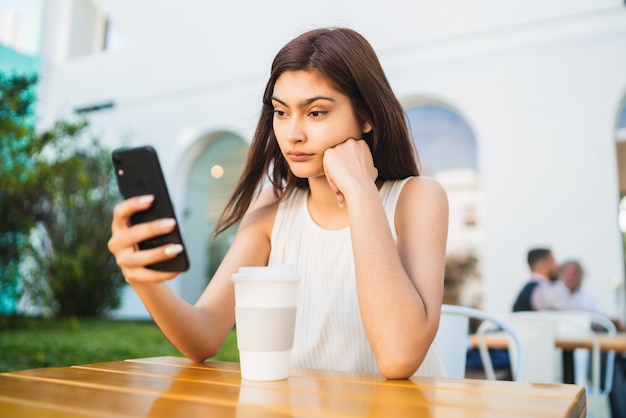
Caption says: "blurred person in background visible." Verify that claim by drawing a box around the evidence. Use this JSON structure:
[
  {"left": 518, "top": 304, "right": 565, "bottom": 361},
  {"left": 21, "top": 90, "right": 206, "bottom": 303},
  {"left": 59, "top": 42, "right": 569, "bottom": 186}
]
[
  {"left": 558, "top": 260, "right": 597, "bottom": 313},
  {"left": 512, "top": 247, "right": 565, "bottom": 312}
]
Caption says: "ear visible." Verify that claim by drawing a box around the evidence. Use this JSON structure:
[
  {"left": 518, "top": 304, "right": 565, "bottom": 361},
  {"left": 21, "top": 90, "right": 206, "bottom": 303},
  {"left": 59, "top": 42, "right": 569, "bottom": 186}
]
[{"left": 362, "top": 120, "right": 373, "bottom": 134}]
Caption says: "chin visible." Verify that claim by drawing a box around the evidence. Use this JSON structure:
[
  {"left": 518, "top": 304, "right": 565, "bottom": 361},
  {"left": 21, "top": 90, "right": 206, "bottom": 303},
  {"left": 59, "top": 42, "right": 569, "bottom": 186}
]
[{"left": 288, "top": 166, "right": 323, "bottom": 180}]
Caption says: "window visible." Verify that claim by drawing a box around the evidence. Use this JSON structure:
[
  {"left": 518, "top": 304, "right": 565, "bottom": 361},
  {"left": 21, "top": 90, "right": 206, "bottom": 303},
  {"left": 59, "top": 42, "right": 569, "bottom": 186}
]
[
  {"left": 103, "top": 18, "right": 125, "bottom": 52},
  {"left": 405, "top": 103, "right": 478, "bottom": 175},
  {"left": 66, "top": 0, "right": 125, "bottom": 59}
]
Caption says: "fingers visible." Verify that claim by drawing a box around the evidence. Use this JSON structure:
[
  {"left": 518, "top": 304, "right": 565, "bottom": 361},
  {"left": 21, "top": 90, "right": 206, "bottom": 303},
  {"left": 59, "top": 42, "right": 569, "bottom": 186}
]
[
  {"left": 323, "top": 138, "right": 376, "bottom": 207},
  {"left": 323, "top": 151, "right": 345, "bottom": 207},
  {"left": 108, "top": 240, "right": 184, "bottom": 284},
  {"left": 108, "top": 194, "right": 183, "bottom": 284},
  {"left": 119, "top": 266, "right": 180, "bottom": 283},
  {"left": 327, "top": 176, "right": 345, "bottom": 208},
  {"left": 108, "top": 217, "right": 177, "bottom": 252},
  {"left": 115, "top": 244, "right": 182, "bottom": 274},
  {"left": 111, "top": 195, "right": 155, "bottom": 233}
]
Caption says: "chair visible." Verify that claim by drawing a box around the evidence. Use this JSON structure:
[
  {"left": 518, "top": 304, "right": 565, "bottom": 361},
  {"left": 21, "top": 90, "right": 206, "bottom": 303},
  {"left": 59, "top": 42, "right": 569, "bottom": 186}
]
[
  {"left": 505, "top": 313, "right": 558, "bottom": 383},
  {"left": 507, "top": 311, "right": 606, "bottom": 418},
  {"left": 435, "top": 304, "right": 524, "bottom": 381},
  {"left": 558, "top": 311, "right": 616, "bottom": 418}
]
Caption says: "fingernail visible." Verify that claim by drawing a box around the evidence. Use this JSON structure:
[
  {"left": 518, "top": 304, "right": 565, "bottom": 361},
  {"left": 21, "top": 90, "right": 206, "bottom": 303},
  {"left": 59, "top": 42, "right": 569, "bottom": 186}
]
[
  {"left": 160, "top": 218, "right": 176, "bottom": 228},
  {"left": 139, "top": 195, "right": 154, "bottom": 204},
  {"left": 164, "top": 244, "right": 184, "bottom": 255},
  {"left": 338, "top": 201, "right": 344, "bottom": 208}
]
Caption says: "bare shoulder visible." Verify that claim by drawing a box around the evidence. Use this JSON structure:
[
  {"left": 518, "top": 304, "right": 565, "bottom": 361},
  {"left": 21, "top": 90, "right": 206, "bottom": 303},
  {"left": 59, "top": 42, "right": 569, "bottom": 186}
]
[
  {"left": 399, "top": 176, "right": 448, "bottom": 206},
  {"left": 396, "top": 176, "right": 449, "bottom": 227}
]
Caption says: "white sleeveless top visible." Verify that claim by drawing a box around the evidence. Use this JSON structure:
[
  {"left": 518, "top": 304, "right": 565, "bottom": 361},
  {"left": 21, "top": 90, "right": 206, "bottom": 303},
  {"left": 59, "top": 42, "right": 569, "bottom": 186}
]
[{"left": 269, "top": 178, "right": 444, "bottom": 377}]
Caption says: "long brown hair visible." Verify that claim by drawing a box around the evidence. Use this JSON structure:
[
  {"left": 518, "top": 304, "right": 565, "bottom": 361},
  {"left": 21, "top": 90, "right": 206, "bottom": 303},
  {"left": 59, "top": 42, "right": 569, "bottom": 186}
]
[{"left": 214, "top": 27, "right": 420, "bottom": 235}]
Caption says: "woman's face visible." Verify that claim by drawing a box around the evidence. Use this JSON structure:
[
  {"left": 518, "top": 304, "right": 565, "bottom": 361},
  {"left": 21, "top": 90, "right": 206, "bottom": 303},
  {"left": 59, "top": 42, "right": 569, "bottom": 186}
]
[{"left": 271, "top": 70, "right": 371, "bottom": 179}]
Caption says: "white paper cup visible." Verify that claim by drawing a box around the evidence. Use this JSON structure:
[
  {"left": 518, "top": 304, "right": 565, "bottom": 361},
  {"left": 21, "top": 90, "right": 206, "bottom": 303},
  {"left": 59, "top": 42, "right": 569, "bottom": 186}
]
[{"left": 232, "top": 265, "right": 299, "bottom": 381}]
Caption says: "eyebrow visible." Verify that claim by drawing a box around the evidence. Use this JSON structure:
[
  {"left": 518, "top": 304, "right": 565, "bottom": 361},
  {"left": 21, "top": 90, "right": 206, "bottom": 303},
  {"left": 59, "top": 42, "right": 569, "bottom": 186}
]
[{"left": 270, "top": 96, "right": 336, "bottom": 108}]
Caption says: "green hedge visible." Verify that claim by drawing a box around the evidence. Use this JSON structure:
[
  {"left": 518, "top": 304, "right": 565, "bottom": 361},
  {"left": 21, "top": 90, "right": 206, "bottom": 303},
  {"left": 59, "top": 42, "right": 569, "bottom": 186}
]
[{"left": 0, "top": 317, "right": 239, "bottom": 372}]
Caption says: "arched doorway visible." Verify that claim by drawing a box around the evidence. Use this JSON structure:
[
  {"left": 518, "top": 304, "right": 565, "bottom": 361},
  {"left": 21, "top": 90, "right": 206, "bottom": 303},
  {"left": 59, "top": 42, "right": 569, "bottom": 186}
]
[
  {"left": 404, "top": 100, "right": 482, "bottom": 308},
  {"left": 179, "top": 131, "right": 248, "bottom": 303}
]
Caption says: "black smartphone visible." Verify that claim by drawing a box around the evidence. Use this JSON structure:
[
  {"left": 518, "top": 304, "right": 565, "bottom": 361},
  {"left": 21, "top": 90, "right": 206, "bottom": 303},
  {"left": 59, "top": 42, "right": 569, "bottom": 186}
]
[{"left": 112, "top": 145, "right": 190, "bottom": 272}]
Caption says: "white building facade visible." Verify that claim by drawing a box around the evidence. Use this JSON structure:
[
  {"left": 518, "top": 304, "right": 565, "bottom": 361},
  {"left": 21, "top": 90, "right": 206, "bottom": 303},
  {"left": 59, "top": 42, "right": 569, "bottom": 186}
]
[{"left": 35, "top": 0, "right": 626, "bottom": 319}]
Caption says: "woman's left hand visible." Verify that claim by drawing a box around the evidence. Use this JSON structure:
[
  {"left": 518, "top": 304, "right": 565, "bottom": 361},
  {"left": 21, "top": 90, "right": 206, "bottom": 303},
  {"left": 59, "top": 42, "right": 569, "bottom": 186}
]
[{"left": 323, "top": 138, "right": 378, "bottom": 207}]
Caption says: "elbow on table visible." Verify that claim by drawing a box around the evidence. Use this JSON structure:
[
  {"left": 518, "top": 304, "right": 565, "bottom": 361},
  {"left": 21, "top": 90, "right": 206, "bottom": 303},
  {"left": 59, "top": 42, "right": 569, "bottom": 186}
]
[
  {"left": 183, "top": 345, "right": 220, "bottom": 365},
  {"left": 186, "top": 354, "right": 210, "bottom": 364},
  {"left": 376, "top": 355, "right": 420, "bottom": 380}
]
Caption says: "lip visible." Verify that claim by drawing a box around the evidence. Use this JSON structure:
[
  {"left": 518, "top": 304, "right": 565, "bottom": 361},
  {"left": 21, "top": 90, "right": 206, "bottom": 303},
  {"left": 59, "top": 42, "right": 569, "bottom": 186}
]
[{"left": 286, "top": 151, "right": 314, "bottom": 162}]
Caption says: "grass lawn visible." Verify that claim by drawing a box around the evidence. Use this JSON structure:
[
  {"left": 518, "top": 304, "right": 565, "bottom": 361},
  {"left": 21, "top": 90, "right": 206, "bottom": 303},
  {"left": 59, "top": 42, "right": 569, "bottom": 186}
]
[{"left": 0, "top": 316, "right": 239, "bottom": 372}]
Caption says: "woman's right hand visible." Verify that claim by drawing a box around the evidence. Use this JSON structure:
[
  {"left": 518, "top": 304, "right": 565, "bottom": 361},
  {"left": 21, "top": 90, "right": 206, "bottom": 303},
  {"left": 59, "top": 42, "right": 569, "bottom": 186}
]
[{"left": 107, "top": 195, "right": 184, "bottom": 284}]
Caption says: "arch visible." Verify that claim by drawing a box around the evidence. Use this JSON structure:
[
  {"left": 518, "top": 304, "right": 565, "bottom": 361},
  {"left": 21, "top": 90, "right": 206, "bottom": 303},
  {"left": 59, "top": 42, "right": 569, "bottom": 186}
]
[
  {"left": 403, "top": 96, "right": 478, "bottom": 175},
  {"left": 178, "top": 131, "right": 248, "bottom": 303},
  {"left": 403, "top": 97, "right": 483, "bottom": 308}
]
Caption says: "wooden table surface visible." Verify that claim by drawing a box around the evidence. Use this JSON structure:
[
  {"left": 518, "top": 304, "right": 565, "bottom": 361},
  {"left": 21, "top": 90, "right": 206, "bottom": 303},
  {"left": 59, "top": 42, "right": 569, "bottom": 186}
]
[
  {"left": 472, "top": 331, "right": 626, "bottom": 351},
  {"left": 0, "top": 356, "right": 585, "bottom": 418}
]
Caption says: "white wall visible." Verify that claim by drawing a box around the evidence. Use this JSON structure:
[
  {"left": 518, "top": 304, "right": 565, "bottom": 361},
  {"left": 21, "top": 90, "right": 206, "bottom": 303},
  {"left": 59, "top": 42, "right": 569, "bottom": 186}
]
[
  {"left": 384, "top": 8, "right": 626, "bottom": 315},
  {"left": 36, "top": 0, "right": 626, "bottom": 318}
]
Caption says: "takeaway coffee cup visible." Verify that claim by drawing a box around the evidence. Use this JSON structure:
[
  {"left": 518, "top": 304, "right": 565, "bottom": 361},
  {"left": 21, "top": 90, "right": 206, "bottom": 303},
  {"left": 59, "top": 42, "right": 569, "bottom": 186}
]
[{"left": 231, "top": 264, "right": 300, "bottom": 381}]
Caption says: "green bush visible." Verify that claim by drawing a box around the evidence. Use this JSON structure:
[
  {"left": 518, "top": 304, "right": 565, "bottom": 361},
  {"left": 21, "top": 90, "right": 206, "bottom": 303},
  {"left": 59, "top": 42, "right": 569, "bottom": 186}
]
[
  {"left": 0, "top": 73, "right": 124, "bottom": 320},
  {"left": 25, "top": 144, "right": 124, "bottom": 317}
]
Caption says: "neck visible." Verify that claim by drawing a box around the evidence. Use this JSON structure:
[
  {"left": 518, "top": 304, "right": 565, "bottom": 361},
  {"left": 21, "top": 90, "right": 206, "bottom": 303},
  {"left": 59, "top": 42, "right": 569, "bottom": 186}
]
[
  {"left": 306, "top": 176, "right": 348, "bottom": 229},
  {"left": 308, "top": 176, "right": 340, "bottom": 203}
]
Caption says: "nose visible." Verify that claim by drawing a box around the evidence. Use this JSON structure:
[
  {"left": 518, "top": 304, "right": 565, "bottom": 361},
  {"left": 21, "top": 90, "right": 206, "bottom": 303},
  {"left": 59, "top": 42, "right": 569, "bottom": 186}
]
[{"left": 286, "top": 116, "right": 306, "bottom": 144}]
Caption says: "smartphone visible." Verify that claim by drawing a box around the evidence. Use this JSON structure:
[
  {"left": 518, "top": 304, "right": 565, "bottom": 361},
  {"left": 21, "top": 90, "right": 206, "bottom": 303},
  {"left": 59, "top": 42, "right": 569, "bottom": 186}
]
[{"left": 112, "top": 145, "right": 190, "bottom": 272}]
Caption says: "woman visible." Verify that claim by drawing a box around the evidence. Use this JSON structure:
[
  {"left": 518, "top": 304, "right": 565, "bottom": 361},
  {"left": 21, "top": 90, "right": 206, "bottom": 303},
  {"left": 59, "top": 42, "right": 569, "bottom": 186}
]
[{"left": 108, "top": 27, "right": 448, "bottom": 379}]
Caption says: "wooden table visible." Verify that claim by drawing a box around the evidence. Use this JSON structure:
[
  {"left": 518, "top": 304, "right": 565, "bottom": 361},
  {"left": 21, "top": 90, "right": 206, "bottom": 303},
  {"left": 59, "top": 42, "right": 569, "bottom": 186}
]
[
  {"left": 0, "top": 356, "right": 585, "bottom": 417},
  {"left": 471, "top": 332, "right": 626, "bottom": 352}
]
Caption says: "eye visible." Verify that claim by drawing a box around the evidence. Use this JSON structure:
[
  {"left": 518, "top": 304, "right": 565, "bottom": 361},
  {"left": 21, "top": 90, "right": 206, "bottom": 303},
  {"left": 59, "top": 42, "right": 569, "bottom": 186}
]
[
  {"left": 309, "top": 110, "right": 327, "bottom": 118},
  {"left": 273, "top": 109, "right": 287, "bottom": 118}
]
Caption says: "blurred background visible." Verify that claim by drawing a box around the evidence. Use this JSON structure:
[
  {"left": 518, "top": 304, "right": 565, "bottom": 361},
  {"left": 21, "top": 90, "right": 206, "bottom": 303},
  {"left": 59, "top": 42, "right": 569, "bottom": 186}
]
[{"left": 2, "top": 0, "right": 626, "bottom": 322}]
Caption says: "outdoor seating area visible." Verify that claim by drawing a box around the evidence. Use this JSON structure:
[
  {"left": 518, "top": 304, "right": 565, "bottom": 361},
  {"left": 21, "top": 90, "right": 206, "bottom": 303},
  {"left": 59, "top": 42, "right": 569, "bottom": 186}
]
[
  {"left": 3, "top": 1, "right": 626, "bottom": 418},
  {"left": 442, "top": 307, "right": 626, "bottom": 418},
  {"left": 3, "top": 308, "right": 624, "bottom": 417}
]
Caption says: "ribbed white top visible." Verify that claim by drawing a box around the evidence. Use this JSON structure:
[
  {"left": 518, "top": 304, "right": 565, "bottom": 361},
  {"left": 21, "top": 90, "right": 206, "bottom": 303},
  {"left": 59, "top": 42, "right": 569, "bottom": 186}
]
[{"left": 269, "top": 178, "right": 444, "bottom": 377}]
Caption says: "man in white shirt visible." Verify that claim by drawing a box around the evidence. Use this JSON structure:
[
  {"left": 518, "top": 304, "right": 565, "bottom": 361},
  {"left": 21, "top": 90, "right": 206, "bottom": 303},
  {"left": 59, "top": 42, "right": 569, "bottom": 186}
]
[{"left": 557, "top": 260, "right": 597, "bottom": 312}]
